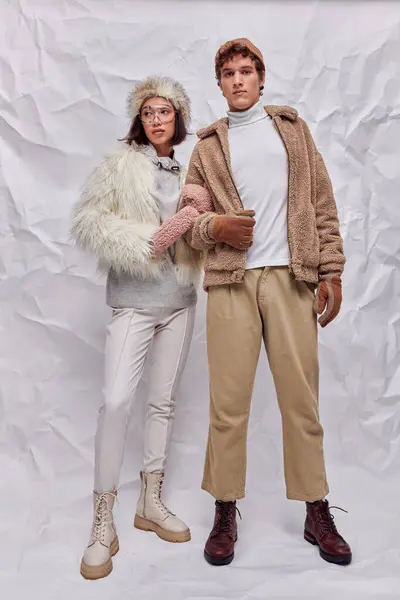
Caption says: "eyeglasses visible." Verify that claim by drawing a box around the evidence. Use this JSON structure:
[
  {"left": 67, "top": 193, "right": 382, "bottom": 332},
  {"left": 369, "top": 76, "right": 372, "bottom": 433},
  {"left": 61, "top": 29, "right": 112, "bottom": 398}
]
[{"left": 140, "top": 105, "right": 176, "bottom": 124}]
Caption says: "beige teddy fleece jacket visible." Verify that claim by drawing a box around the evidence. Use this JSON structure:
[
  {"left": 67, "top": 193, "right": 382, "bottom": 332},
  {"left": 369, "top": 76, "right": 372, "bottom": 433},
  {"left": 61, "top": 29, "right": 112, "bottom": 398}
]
[{"left": 182, "top": 105, "right": 345, "bottom": 290}]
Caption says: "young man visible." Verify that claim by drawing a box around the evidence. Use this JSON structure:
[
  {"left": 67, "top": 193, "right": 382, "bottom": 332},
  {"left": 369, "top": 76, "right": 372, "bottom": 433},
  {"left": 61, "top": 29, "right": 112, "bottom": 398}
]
[{"left": 181, "top": 38, "right": 352, "bottom": 567}]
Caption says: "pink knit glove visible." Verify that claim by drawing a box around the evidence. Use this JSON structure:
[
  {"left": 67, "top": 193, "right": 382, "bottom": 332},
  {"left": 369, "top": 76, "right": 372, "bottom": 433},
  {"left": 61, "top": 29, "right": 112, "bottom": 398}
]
[
  {"left": 152, "top": 185, "right": 214, "bottom": 257},
  {"left": 152, "top": 205, "right": 199, "bottom": 256}
]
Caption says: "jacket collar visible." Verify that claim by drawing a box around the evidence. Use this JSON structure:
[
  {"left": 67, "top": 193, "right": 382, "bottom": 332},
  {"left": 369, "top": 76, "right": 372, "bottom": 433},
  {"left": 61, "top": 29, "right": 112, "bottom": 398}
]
[
  {"left": 197, "top": 105, "right": 298, "bottom": 140},
  {"left": 135, "top": 142, "right": 181, "bottom": 172}
]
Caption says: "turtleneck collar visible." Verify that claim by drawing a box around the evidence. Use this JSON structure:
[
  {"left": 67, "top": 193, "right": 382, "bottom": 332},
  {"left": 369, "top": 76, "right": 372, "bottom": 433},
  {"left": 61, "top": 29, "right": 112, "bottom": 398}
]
[{"left": 227, "top": 99, "right": 267, "bottom": 129}]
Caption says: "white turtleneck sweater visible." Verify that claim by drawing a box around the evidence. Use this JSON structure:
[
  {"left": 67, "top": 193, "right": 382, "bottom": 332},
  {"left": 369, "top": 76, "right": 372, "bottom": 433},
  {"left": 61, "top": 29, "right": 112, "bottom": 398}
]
[{"left": 227, "top": 100, "right": 290, "bottom": 270}]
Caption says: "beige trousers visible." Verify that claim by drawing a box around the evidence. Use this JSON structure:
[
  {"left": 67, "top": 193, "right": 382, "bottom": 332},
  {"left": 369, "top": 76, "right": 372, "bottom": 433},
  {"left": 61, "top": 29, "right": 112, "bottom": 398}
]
[{"left": 202, "top": 267, "right": 329, "bottom": 502}]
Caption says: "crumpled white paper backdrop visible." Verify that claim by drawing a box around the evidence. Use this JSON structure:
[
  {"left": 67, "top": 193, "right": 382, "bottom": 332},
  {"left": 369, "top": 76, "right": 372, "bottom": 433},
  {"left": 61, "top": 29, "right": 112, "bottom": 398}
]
[{"left": 1, "top": 1, "right": 400, "bottom": 598}]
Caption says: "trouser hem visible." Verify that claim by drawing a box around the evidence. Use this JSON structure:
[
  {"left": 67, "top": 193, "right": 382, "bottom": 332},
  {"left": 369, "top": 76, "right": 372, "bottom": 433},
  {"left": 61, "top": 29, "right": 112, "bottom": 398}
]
[
  {"left": 201, "top": 482, "right": 245, "bottom": 502},
  {"left": 286, "top": 484, "right": 329, "bottom": 502}
]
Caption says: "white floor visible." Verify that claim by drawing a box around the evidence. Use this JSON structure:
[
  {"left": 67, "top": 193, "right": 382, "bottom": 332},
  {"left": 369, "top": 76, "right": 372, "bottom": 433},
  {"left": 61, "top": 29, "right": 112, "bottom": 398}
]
[{"left": 3, "top": 459, "right": 399, "bottom": 600}]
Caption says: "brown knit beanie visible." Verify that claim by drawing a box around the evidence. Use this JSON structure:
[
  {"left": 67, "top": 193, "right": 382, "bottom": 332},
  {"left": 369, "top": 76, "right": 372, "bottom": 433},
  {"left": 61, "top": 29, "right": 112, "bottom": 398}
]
[{"left": 215, "top": 38, "right": 265, "bottom": 79}]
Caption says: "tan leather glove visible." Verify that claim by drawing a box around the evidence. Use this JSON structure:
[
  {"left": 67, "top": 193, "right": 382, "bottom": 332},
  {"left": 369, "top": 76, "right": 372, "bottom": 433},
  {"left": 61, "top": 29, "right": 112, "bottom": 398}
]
[
  {"left": 211, "top": 210, "right": 256, "bottom": 249},
  {"left": 233, "top": 209, "right": 256, "bottom": 218},
  {"left": 314, "top": 278, "right": 342, "bottom": 327}
]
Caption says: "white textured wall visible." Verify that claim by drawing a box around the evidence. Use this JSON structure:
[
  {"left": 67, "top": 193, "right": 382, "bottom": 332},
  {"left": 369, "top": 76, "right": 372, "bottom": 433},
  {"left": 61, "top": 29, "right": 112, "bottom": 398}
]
[{"left": 1, "top": 1, "right": 399, "bottom": 598}]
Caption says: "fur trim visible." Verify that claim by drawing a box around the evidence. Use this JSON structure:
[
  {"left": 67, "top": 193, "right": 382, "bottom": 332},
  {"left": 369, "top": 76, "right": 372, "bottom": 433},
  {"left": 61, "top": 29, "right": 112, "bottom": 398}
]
[
  {"left": 70, "top": 144, "right": 201, "bottom": 284},
  {"left": 174, "top": 236, "right": 203, "bottom": 287},
  {"left": 127, "top": 76, "right": 191, "bottom": 128}
]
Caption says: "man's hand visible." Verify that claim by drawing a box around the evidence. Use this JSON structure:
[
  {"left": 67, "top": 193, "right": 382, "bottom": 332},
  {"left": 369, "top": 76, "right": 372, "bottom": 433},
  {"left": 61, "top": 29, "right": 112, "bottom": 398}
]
[
  {"left": 233, "top": 209, "right": 256, "bottom": 219},
  {"left": 211, "top": 211, "right": 256, "bottom": 249},
  {"left": 314, "top": 278, "right": 342, "bottom": 327}
]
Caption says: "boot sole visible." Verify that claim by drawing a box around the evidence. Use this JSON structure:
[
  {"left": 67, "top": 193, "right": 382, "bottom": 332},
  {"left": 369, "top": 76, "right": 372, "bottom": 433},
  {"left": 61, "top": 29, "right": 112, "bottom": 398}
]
[
  {"left": 80, "top": 536, "right": 119, "bottom": 580},
  {"left": 134, "top": 514, "right": 191, "bottom": 543},
  {"left": 304, "top": 530, "right": 352, "bottom": 566},
  {"left": 204, "top": 549, "right": 234, "bottom": 566},
  {"left": 204, "top": 533, "right": 238, "bottom": 566}
]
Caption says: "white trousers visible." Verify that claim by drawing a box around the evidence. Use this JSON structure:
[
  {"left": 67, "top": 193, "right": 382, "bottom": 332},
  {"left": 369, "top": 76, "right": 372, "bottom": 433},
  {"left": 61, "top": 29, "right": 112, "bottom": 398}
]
[{"left": 94, "top": 305, "right": 195, "bottom": 493}]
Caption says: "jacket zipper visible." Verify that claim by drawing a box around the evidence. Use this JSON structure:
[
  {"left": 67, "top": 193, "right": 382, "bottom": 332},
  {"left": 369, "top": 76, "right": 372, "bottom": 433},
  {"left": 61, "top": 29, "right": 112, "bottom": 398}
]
[
  {"left": 272, "top": 117, "right": 294, "bottom": 275},
  {"left": 216, "top": 125, "right": 247, "bottom": 278},
  {"left": 217, "top": 125, "right": 243, "bottom": 211}
]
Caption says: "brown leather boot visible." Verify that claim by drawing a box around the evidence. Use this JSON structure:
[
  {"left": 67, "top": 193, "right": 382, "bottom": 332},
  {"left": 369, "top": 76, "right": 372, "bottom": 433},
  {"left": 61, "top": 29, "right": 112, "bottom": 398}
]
[
  {"left": 204, "top": 501, "right": 238, "bottom": 566},
  {"left": 304, "top": 500, "right": 352, "bottom": 565}
]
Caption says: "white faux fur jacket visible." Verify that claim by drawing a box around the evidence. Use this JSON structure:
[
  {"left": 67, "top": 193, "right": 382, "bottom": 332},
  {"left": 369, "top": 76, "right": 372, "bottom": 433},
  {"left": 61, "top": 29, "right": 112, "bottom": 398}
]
[{"left": 71, "top": 143, "right": 202, "bottom": 286}]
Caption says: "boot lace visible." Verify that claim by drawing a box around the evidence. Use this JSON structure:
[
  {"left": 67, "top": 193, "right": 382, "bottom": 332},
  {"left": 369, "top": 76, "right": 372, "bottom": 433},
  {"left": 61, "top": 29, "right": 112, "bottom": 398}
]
[
  {"left": 92, "top": 492, "right": 116, "bottom": 543},
  {"left": 152, "top": 474, "right": 175, "bottom": 517},
  {"left": 212, "top": 501, "right": 242, "bottom": 537},
  {"left": 316, "top": 501, "right": 347, "bottom": 537}
]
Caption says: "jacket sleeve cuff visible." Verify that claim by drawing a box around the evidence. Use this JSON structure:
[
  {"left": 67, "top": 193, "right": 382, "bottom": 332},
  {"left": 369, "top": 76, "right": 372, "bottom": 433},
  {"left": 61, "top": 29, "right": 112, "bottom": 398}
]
[
  {"left": 318, "top": 271, "right": 343, "bottom": 282},
  {"left": 205, "top": 216, "right": 215, "bottom": 243},
  {"left": 199, "top": 214, "right": 217, "bottom": 247}
]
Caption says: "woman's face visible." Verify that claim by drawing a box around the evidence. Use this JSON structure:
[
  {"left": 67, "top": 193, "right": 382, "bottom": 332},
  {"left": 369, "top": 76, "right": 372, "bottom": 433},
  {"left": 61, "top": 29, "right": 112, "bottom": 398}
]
[{"left": 140, "top": 96, "right": 176, "bottom": 150}]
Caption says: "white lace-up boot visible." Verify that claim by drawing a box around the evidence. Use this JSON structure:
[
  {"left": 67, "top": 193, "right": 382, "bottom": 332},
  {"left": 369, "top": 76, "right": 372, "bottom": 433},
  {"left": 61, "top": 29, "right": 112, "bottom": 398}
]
[
  {"left": 134, "top": 472, "right": 190, "bottom": 543},
  {"left": 80, "top": 491, "right": 119, "bottom": 580}
]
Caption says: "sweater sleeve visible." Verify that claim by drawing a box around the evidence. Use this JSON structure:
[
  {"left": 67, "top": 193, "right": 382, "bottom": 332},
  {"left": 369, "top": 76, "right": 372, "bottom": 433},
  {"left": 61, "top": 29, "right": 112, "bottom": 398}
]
[
  {"left": 182, "top": 146, "right": 218, "bottom": 251},
  {"left": 302, "top": 121, "right": 346, "bottom": 280},
  {"left": 70, "top": 154, "right": 158, "bottom": 276}
]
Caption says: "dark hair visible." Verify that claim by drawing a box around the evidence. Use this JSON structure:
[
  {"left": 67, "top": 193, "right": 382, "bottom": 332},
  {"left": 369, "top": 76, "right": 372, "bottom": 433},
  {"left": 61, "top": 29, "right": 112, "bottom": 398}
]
[
  {"left": 216, "top": 43, "right": 265, "bottom": 82},
  {"left": 122, "top": 110, "right": 187, "bottom": 147}
]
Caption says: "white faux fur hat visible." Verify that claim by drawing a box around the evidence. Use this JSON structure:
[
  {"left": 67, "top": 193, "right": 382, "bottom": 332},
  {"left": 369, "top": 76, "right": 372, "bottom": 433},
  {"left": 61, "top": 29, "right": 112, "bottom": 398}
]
[{"left": 127, "top": 76, "right": 191, "bottom": 128}]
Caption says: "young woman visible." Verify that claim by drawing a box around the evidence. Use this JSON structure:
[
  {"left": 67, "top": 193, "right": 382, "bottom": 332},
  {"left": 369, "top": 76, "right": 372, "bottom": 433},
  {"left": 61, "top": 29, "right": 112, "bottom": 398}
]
[{"left": 71, "top": 76, "right": 212, "bottom": 580}]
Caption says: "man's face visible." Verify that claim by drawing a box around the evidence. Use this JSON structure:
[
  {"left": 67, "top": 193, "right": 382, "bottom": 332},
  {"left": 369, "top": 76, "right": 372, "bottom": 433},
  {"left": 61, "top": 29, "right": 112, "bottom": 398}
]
[{"left": 219, "top": 55, "right": 264, "bottom": 112}]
